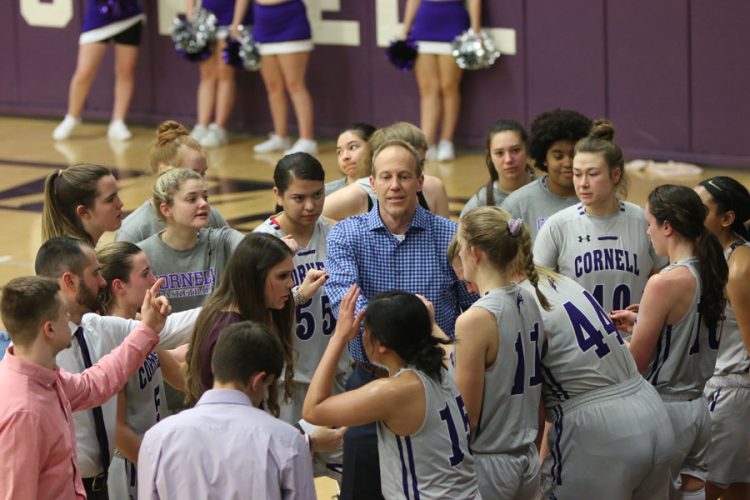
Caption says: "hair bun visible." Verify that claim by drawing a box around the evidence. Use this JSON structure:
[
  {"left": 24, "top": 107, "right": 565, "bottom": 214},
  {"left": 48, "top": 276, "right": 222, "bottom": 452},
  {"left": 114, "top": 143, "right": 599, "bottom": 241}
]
[
  {"left": 155, "top": 120, "right": 189, "bottom": 145},
  {"left": 589, "top": 119, "right": 615, "bottom": 142}
]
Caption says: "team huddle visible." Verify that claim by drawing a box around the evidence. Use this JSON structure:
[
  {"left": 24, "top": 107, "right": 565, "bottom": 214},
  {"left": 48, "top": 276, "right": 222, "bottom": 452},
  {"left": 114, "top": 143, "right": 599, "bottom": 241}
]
[{"left": 0, "top": 109, "right": 749, "bottom": 500}]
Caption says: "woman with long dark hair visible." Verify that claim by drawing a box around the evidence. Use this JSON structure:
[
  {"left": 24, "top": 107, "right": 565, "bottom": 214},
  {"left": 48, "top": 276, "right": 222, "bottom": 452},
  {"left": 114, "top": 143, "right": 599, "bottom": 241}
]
[
  {"left": 694, "top": 176, "right": 750, "bottom": 500},
  {"left": 612, "top": 184, "right": 729, "bottom": 498},
  {"left": 303, "top": 287, "right": 480, "bottom": 499}
]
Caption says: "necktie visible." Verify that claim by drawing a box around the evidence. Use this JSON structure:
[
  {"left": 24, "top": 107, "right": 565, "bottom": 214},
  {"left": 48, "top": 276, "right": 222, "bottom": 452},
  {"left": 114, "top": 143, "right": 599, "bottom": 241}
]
[{"left": 73, "top": 327, "right": 111, "bottom": 474}]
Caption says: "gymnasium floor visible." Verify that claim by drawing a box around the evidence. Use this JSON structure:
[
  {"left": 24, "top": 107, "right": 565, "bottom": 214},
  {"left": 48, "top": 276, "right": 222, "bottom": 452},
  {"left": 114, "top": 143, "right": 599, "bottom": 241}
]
[{"left": 1, "top": 115, "right": 750, "bottom": 498}]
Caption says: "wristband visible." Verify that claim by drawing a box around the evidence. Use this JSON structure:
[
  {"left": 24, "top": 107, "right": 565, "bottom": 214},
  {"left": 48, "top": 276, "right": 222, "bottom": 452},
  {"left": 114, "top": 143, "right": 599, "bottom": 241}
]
[{"left": 292, "top": 286, "right": 306, "bottom": 305}]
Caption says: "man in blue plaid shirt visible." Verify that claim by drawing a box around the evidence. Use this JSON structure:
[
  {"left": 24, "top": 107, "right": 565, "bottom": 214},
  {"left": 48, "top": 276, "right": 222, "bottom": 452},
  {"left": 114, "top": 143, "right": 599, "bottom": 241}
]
[{"left": 325, "top": 138, "right": 476, "bottom": 500}]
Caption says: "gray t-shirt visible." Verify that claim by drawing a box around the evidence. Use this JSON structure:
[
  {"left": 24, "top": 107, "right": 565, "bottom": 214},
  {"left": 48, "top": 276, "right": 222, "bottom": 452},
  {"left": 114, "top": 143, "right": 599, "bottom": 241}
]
[
  {"left": 116, "top": 200, "right": 228, "bottom": 243},
  {"left": 325, "top": 177, "right": 348, "bottom": 196},
  {"left": 137, "top": 227, "right": 244, "bottom": 312},
  {"left": 500, "top": 177, "right": 578, "bottom": 241}
]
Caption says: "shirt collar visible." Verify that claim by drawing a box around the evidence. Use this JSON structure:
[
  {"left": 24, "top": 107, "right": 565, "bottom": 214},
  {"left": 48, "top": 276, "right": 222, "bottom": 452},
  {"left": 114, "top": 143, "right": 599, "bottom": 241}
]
[
  {"left": 366, "top": 203, "right": 429, "bottom": 233},
  {"left": 196, "top": 388, "right": 253, "bottom": 407},
  {"left": 2, "top": 346, "right": 59, "bottom": 387}
]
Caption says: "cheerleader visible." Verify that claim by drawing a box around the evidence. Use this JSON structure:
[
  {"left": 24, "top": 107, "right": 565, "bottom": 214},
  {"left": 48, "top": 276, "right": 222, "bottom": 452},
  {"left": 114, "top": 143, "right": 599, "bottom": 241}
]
[
  {"left": 401, "top": 0, "right": 481, "bottom": 161},
  {"left": 185, "top": 0, "right": 251, "bottom": 147},
  {"left": 235, "top": 0, "right": 318, "bottom": 154},
  {"left": 53, "top": 0, "right": 145, "bottom": 141}
]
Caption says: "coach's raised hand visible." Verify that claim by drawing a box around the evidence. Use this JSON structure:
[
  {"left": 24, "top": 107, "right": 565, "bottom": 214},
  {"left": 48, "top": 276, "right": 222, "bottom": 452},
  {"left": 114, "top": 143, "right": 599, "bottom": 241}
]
[{"left": 141, "top": 278, "right": 171, "bottom": 334}]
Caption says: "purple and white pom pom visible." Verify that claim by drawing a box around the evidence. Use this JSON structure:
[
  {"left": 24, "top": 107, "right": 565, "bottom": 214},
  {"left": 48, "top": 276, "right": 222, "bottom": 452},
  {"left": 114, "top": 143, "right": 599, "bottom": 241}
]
[
  {"left": 222, "top": 27, "right": 261, "bottom": 71},
  {"left": 386, "top": 39, "right": 419, "bottom": 72},
  {"left": 451, "top": 30, "right": 501, "bottom": 70},
  {"left": 171, "top": 9, "right": 217, "bottom": 63}
]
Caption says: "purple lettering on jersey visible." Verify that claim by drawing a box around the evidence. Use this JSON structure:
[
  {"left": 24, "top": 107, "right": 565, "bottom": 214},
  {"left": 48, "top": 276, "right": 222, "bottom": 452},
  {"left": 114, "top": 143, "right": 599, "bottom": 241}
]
[
  {"left": 574, "top": 250, "right": 640, "bottom": 278},
  {"left": 138, "top": 352, "right": 161, "bottom": 390}
]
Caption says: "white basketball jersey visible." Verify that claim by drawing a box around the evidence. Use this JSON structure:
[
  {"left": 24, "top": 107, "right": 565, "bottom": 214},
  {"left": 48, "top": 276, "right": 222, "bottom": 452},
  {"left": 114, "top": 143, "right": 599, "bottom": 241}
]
[
  {"left": 714, "top": 239, "right": 750, "bottom": 376},
  {"left": 533, "top": 201, "right": 663, "bottom": 312},
  {"left": 254, "top": 215, "right": 343, "bottom": 383},
  {"left": 467, "top": 285, "right": 542, "bottom": 453},
  {"left": 518, "top": 272, "right": 639, "bottom": 412},
  {"left": 377, "top": 368, "right": 480, "bottom": 500},
  {"left": 644, "top": 257, "right": 719, "bottom": 398}
]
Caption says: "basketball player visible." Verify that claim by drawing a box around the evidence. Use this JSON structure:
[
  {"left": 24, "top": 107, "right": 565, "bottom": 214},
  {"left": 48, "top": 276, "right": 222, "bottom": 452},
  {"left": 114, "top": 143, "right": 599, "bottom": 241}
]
[
  {"left": 501, "top": 109, "right": 592, "bottom": 240},
  {"left": 454, "top": 207, "right": 548, "bottom": 499},
  {"left": 695, "top": 176, "right": 750, "bottom": 500},
  {"left": 303, "top": 286, "right": 480, "bottom": 499},
  {"left": 254, "top": 152, "right": 348, "bottom": 479},
  {"left": 612, "top": 185, "right": 729, "bottom": 499},
  {"left": 533, "top": 120, "right": 663, "bottom": 313}
]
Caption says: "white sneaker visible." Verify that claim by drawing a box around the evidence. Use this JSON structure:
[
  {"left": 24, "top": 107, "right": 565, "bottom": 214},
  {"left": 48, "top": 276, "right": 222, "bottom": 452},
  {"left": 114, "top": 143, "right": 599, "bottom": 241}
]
[
  {"left": 437, "top": 140, "right": 455, "bottom": 161},
  {"left": 200, "top": 124, "right": 228, "bottom": 148},
  {"left": 425, "top": 144, "right": 438, "bottom": 162},
  {"left": 284, "top": 138, "right": 318, "bottom": 156},
  {"left": 254, "top": 133, "right": 291, "bottom": 153},
  {"left": 52, "top": 115, "right": 81, "bottom": 141},
  {"left": 108, "top": 120, "right": 132, "bottom": 141},
  {"left": 191, "top": 124, "right": 209, "bottom": 142}
]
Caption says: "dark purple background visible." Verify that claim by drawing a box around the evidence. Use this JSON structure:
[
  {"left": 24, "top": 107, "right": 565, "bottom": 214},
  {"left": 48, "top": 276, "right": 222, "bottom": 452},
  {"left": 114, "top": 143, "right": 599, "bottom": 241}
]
[{"left": 3, "top": 0, "right": 750, "bottom": 167}]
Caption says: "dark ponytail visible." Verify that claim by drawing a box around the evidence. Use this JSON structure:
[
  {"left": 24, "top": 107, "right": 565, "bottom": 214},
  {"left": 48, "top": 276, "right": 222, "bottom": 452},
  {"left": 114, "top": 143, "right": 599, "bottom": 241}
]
[
  {"left": 365, "top": 291, "right": 451, "bottom": 382},
  {"left": 698, "top": 176, "right": 750, "bottom": 240},
  {"left": 648, "top": 184, "right": 728, "bottom": 329}
]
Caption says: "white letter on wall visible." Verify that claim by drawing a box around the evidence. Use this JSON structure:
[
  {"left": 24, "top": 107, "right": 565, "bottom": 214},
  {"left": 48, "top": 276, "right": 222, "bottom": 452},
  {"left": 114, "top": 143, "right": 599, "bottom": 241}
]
[{"left": 20, "top": 0, "right": 73, "bottom": 28}]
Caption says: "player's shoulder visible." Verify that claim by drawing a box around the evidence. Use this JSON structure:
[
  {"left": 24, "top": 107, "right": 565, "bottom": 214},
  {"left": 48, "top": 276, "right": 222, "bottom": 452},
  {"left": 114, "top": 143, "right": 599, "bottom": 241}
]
[
  {"left": 502, "top": 178, "right": 542, "bottom": 206},
  {"left": 544, "top": 203, "right": 582, "bottom": 225},
  {"left": 617, "top": 200, "right": 647, "bottom": 219},
  {"left": 253, "top": 215, "right": 284, "bottom": 236}
]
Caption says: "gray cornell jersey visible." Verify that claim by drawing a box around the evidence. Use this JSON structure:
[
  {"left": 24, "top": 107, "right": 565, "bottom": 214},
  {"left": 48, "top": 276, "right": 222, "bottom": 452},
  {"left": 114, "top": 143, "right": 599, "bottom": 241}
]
[
  {"left": 534, "top": 201, "right": 663, "bottom": 312},
  {"left": 519, "top": 273, "right": 639, "bottom": 412},
  {"left": 468, "top": 285, "right": 542, "bottom": 453},
  {"left": 500, "top": 176, "right": 578, "bottom": 241},
  {"left": 714, "top": 239, "right": 750, "bottom": 376},
  {"left": 644, "top": 257, "right": 719, "bottom": 398},
  {"left": 377, "top": 368, "right": 480, "bottom": 500}
]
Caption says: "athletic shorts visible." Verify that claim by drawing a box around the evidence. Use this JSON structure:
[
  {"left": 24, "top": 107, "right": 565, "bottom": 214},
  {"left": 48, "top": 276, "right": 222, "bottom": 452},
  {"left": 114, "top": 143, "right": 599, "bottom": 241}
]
[
  {"left": 475, "top": 443, "right": 539, "bottom": 500},
  {"left": 253, "top": 0, "right": 313, "bottom": 55},
  {"left": 100, "top": 20, "right": 142, "bottom": 46},
  {"left": 410, "top": 0, "right": 469, "bottom": 55},
  {"left": 542, "top": 376, "right": 675, "bottom": 500},
  {"left": 704, "top": 375, "right": 750, "bottom": 488},
  {"left": 660, "top": 394, "right": 711, "bottom": 493}
]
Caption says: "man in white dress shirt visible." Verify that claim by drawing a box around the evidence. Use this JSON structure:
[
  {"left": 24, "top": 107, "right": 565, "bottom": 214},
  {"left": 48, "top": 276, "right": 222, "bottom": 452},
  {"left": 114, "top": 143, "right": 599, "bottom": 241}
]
[
  {"left": 138, "top": 320, "right": 316, "bottom": 500},
  {"left": 34, "top": 236, "right": 197, "bottom": 499}
]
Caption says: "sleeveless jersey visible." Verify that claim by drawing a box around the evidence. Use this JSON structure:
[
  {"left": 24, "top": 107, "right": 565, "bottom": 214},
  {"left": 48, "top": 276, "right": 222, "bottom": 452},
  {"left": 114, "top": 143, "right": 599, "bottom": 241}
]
[
  {"left": 254, "top": 215, "right": 339, "bottom": 383},
  {"left": 644, "top": 257, "right": 720, "bottom": 398},
  {"left": 714, "top": 239, "right": 750, "bottom": 376},
  {"left": 533, "top": 201, "right": 662, "bottom": 312},
  {"left": 468, "top": 285, "right": 542, "bottom": 453},
  {"left": 518, "top": 273, "right": 639, "bottom": 412},
  {"left": 377, "top": 367, "right": 479, "bottom": 500}
]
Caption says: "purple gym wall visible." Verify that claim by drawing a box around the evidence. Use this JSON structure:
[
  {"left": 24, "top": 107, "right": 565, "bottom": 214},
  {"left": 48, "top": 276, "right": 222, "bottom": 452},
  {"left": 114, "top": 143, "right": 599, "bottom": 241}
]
[{"left": 4, "top": 0, "right": 750, "bottom": 167}]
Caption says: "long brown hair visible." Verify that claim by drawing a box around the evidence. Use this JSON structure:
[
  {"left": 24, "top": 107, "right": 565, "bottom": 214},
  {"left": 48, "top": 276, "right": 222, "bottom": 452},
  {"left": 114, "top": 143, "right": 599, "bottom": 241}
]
[
  {"left": 42, "top": 164, "right": 112, "bottom": 246},
  {"left": 647, "top": 184, "right": 728, "bottom": 329},
  {"left": 184, "top": 233, "right": 296, "bottom": 413}
]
